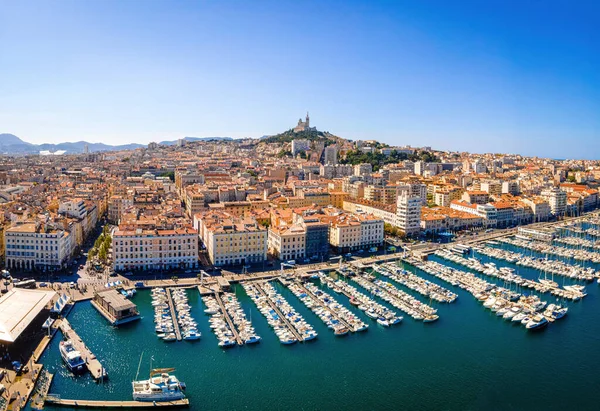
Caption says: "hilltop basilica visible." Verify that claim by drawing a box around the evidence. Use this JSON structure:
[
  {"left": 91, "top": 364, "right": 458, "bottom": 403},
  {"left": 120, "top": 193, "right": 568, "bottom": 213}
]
[{"left": 293, "top": 112, "right": 317, "bottom": 133}]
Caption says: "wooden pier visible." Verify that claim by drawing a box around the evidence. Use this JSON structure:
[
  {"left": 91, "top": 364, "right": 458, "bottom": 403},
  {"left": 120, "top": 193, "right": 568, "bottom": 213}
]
[
  {"left": 320, "top": 275, "right": 356, "bottom": 302},
  {"left": 351, "top": 273, "right": 433, "bottom": 319},
  {"left": 44, "top": 396, "right": 189, "bottom": 408},
  {"left": 165, "top": 288, "right": 182, "bottom": 341},
  {"left": 213, "top": 292, "right": 243, "bottom": 345},
  {"left": 294, "top": 281, "right": 355, "bottom": 332},
  {"left": 254, "top": 282, "right": 303, "bottom": 342},
  {"left": 30, "top": 369, "right": 54, "bottom": 410},
  {"left": 59, "top": 319, "right": 107, "bottom": 380}
]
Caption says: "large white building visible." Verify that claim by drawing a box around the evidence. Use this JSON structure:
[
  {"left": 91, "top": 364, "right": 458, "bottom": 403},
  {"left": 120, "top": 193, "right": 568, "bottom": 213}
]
[
  {"left": 194, "top": 213, "right": 267, "bottom": 267},
  {"left": 4, "top": 222, "right": 73, "bottom": 271},
  {"left": 541, "top": 187, "right": 567, "bottom": 216},
  {"left": 328, "top": 213, "right": 384, "bottom": 252},
  {"left": 112, "top": 227, "right": 198, "bottom": 272},
  {"left": 58, "top": 199, "right": 87, "bottom": 219},
  {"left": 268, "top": 224, "right": 306, "bottom": 262},
  {"left": 396, "top": 186, "right": 422, "bottom": 235}
]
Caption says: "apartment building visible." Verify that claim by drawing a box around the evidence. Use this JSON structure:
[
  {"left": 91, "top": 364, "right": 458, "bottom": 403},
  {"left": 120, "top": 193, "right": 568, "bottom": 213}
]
[
  {"left": 112, "top": 227, "right": 198, "bottom": 271},
  {"left": 328, "top": 213, "right": 383, "bottom": 252},
  {"left": 541, "top": 187, "right": 567, "bottom": 216},
  {"left": 450, "top": 200, "right": 498, "bottom": 227},
  {"left": 364, "top": 185, "right": 398, "bottom": 205},
  {"left": 5, "top": 222, "right": 73, "bottom": 271},
  {"left": 522, "top": 198, "right": 551, "bottom": 222},
  {"left": 291, "top": 139, "right": 310, "bottom": 155},
  {"left": 294, "top": 212, "right": 329, "bottom": 259},
  {"left": 502, "top": 181, "right": 520, "bottom": 195},
  {"left": 184, "top": 186, "right": 209, "bottom": 216},
  {"left": 396, "top": 187, "right": 422, "bottom": 235},
  {"left": 195, "top": 214, "right": 267, "bottom": 267},
  {"left": 480, "top": 181, "right": 503, "bottom": 196},
  {"left": 268, "top": 224, "right": 306, "bottom": 262},
  {"left": 108, "top": 195, "right": 133, "bottom": 224},
  {"left": 174, "top": 171, "right": 205, "bottom": 192},
  {"left": 324, "top": 146, "right": 338, "bottom": 165}
]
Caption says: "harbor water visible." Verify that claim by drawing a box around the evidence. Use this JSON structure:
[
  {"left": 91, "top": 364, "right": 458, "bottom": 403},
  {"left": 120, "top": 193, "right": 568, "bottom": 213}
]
[{"left": 37, "top": 239, "right": 600, "bottom": 410}]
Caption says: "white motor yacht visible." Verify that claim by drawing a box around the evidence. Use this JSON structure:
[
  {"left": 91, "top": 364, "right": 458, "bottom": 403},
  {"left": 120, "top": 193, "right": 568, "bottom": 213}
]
[{"left": 132, "top": 368, "right": 186, "bottom": 402}]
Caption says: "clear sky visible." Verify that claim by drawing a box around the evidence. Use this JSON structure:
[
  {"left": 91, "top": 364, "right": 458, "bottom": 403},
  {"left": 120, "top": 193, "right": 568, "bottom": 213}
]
[{"left": 1, "top": 0, "right": 599, "bottom": 158}]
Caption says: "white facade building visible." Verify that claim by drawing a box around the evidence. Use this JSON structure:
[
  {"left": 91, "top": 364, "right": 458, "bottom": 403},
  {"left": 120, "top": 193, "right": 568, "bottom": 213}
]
[
  {"left": 541, "top": 187, "right": 567, "bottom": 216},
  {"left": 112, "top": 227, "right": 198, "bottom": 272},
  {"left": 396, "top": 186, "right": 422, "bottom": 235},
  {"left": 4, "top": 223, "right": 73, "bottom": 271}
]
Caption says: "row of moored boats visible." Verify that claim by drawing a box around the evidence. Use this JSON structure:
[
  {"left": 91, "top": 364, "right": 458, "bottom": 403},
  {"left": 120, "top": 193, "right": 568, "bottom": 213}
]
[
  {"left": 319, "top": 273, "right": 403, "bottom": 327},
  {"left": 350, "top": 271, "right": 439, "bottom": 322},
  {"left": 373, "top": 262, "right": 458, "bottom": 303},
  {"left": 499, "top": 237, "right": 600, "bottom": 265},
  {"left": 288, "top": 280, "right": 367, "bottom": 335},
  {"left": 243, "top": 281, "right": 317, "bottom": 344}
]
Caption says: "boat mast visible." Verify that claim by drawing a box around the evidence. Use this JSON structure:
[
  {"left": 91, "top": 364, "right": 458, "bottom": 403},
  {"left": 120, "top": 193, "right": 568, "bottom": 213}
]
[{"left": 135, "top": 352, "right": 144, "bottom": 381}]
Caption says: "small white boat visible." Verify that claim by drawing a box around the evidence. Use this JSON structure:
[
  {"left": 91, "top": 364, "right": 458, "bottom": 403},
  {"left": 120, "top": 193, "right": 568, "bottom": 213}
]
[
  {"left": 245, "top": 335, "right": 262, "bottom": 344},
  {"left": 183, "top": 331, "right": 201, "bottom": 341},
  {"left": 377, "top": 318, "right": 390, "bottom": 327}
]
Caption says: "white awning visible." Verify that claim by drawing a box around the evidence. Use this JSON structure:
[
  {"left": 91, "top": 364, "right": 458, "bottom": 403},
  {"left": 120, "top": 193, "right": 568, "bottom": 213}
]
[{"left": 0, "top": 288, "right": 56, "bottom": 343}]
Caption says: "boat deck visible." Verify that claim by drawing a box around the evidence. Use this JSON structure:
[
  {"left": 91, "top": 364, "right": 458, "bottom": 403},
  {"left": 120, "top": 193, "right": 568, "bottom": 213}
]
[{"left": 59, "top": 319, "right": 107, "bottom": 380}]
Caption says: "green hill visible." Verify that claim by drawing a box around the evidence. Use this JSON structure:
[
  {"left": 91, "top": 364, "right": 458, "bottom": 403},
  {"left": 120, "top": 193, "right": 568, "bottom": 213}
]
[{"left": 261, "top": 129, "right": 339, "bottom": 144}]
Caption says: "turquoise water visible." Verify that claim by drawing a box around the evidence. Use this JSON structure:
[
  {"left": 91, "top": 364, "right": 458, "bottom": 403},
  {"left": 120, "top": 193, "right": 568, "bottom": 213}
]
[{"left": 37, "top": 243, "right": 600, "bottom": 411}]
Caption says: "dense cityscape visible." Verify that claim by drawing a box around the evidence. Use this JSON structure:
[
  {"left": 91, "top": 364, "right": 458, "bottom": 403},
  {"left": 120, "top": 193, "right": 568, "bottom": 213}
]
[
  {"left": 2, "top": 115, "right": 599, "bottom": 275},
  {"left": 1, "top": 116, "right": 600, "bottom": 409},
  {"left": 0, "top": 115, "right": 600, "bottom": 273}
]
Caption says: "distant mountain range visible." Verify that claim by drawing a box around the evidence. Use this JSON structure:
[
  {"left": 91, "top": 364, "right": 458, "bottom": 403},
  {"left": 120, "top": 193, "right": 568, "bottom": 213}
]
[{"left": 0, "top": 134, "right": 234, "bottom": 155}]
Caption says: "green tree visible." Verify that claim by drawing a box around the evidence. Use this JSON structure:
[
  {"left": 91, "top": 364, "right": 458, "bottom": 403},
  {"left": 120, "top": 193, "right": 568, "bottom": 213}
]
[
  {"left": 277, "top": 149, "right": 292, "bottom": 158},
  {"left": 98, "top": 247, "right": 107, "bottom": 262},
  {"left": 159, "top": 171, "right": 175, "bottom": 181},
  {"left": 384, "top": 223, "right": 399, "bottom": 237}
]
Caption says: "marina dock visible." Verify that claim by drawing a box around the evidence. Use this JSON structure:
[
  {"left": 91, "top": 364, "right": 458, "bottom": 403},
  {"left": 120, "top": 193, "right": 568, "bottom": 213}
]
[
  {"left": 292, "top": 281, "right": 356, "bottom": 332},
  {"left": 254, "top": 282, "right": 303, "bottom": 341},
  {"left": 350, "top": 272, "right": 439, "bottom": 322},
  {"left": 213, "top": 292, "right": 243, "bottom": 345},
  {"left": 59, "top": 319, "right": 107, "bottom": 380},
  {"left": 165, "top": 288, "right": 183, "bottom": 341},
  {"left": 44, "top": 396, "right": 190, "bottom": 408}
]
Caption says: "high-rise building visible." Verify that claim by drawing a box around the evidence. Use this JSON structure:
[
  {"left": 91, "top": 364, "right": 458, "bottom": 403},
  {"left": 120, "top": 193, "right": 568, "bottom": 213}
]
[
  {"left": 291, "top": 139, "right": 310, "bottom": 155},
  {"left": 541, "top": 187, "right": 567, "bottom": 216},
  {"left": 324, "top": 145, "right": 338, "bottom": 165},
  {"left": 395, "top": 185, "right": 422, "bottom": 235}
]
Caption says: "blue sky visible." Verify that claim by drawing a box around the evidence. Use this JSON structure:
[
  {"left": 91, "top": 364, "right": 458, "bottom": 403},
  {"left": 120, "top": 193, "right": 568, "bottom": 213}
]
[{"left": 1, "top": 0, "right": 599, "bottom": 158}]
